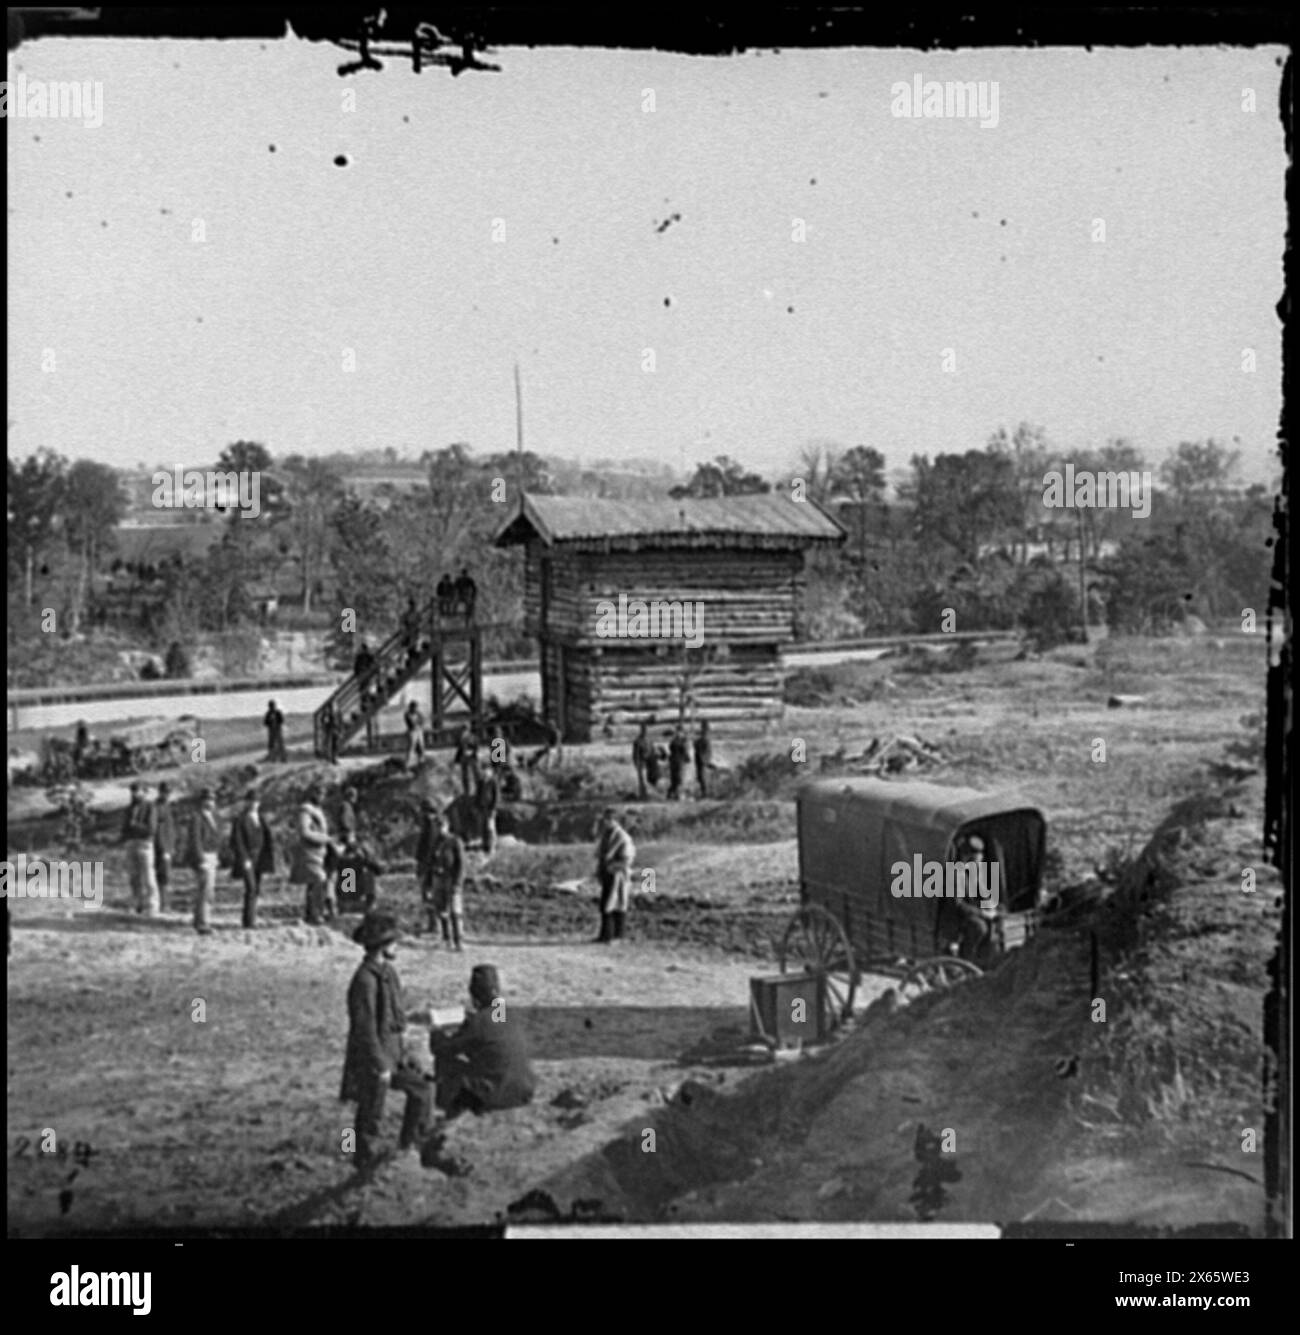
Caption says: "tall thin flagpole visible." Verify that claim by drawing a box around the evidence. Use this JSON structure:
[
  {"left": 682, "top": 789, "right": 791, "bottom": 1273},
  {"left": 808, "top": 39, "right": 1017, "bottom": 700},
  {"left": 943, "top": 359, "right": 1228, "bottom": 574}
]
[{"left": 514, "top": 360, "right": 524, "bottom": 495}]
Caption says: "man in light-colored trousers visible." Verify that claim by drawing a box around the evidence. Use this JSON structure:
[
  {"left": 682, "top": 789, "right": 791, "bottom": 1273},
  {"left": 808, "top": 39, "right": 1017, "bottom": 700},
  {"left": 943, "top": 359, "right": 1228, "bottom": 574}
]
[
  {"left": 188, "top": 787, "right": 222, "bottom": 935},
  {"left": 122, "top": 780, "right": 160, "bottom": 916}
]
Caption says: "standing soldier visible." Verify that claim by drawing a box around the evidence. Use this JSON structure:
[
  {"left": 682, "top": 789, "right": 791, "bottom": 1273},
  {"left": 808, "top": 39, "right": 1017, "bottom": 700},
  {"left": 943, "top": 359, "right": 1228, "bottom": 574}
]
[
  {"left": 73, "top": 720, "right": 91, "bottom": 772},
  {"left": 476, "top": 760, "right": 500, "bottom": 855},
  {"left": 454, "top": 567, "right": 477, "bottom": 621},
  {"left": 320, "top": 702, "right": 340, "bottom": 765},
  {"left": 594, "top": 808, "right": 636, "bottom": 945},
  {"left": 185, "top": 787, "right": 222, "bottom": 936},
  {"left": 453, "top": 725, "right": 479, "bottom": 796},
  {"left": 631, "top": 722, "right": 652, "bottom": 799},
  {"left": 694, "top": 719, "right": 713, "bottom": 798},
  {"left": 403, "top": 700, "right": 426, "bottom": 772},
  {"left": 338, "top": 785, "right": 360, "bottom": 841},
  {"left": 263, "top": 699, "right": 288, "bottom": 763},
  {"left": 667, "top": 726, "right": 691, "bottom": 801},
  {"left": 436, "top": 572, "right": 455, "bottom": 618},
  {"left": 340, "top": 911, "right": 435, "bottom": 1170},
  {"left": 230, "top": 788, "right": 275, "bottom": 930},
  {"left": 417, "top": 804, "right": 466, "bottom": 947},
  {"left": 401, "top": 594, "right": 422, "bottom": 653},
  {"left": 293, "top": 783, "right": 334, "bottom": 925},
  {"left": 121, "top": 781, "right": 159, "bottom": 916},
  {"left": 644, "top": 731, "right": 663, "bottom": 794},
  {"left": 153, "top": 780, "right": 176, "bottom": 912}
]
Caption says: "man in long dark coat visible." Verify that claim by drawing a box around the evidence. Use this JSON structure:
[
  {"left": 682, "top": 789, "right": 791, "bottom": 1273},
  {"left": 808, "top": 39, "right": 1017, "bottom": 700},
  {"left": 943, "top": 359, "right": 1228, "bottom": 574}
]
[
  {"left": 429, "top": 964, "right": 535, "bottom": 1117},
  {"left": 341, "top": 911, "right": 434, "bottom": 1169},
  {"left": 453, "top": 726, "right": 479, "bottom": 796},
  {"left": 263, "top": 699, "right": 287, "bottom": 763},
  {"left": 594, "top": 807, "right": 635, "bottom": 944},
  {"left": 153, "top": 780, "right": 177, "bottom": 912},
  {"left": 229, "top": 788, "right": 276, "bottom": 929}
]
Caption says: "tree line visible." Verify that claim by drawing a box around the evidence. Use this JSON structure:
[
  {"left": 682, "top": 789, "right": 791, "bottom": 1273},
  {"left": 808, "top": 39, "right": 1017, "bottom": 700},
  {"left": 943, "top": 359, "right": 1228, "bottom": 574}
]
[{"left": 7, "top": 425, "right": 1274, "bottom": 686}]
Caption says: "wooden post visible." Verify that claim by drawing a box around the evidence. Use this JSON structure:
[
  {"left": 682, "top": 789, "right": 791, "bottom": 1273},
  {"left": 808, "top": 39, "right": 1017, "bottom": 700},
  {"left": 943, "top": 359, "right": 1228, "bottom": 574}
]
[
  {"left": 1077, "top": 505, "right": 1089, "bottom": 644},
  {"left": 470, "top": 627, "right": 483, "bottom": 728},
  {"left": 431, "top": 636, "right": 443, "bottom": 739}
]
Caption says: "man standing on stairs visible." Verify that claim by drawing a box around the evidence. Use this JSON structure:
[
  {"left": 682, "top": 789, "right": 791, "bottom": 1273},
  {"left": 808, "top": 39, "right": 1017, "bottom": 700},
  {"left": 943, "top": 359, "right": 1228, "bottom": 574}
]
[
  {"left": 401, "top": 594, "right": 421, "bottom": 648},
  {"left": 594, "top": 807, "right": 635, "bottom": 945},
  {"left": 320, "top": 702, "right": 340, "bottom": 765}
]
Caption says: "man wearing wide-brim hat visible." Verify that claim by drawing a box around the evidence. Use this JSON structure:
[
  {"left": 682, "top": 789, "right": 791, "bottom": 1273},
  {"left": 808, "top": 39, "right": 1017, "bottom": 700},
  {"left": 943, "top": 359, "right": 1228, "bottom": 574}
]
[
  {"left": 429, "top": 964, "right": 535, "bottom": 1117},
  {"left": 341, "top": 911, "right": 434, "bottom": 1169}
]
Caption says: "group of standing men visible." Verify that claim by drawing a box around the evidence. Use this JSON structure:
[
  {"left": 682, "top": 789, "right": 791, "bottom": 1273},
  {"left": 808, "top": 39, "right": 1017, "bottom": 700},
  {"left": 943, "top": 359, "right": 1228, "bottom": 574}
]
[
  {"left": 121, "top": 780, "right": 275, "bottom": 933},
  {"left": 631, "top": 719, "right": 712, "bottom": 800},
  {"left": 435, "top": 568, "right": 477, "bottom": 620}
]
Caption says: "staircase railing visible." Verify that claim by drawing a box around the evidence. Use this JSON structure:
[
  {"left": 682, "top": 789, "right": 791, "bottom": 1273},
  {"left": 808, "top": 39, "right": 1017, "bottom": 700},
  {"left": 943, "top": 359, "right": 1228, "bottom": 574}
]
[{"left": 313, "top": 598, "right": 472, "bottom": 757}]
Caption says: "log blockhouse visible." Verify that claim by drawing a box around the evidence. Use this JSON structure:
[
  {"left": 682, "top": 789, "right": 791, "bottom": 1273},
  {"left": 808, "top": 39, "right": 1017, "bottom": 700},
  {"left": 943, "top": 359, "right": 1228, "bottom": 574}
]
[{"left": 493, "top": 494, "right": 845, "bottom": 741}]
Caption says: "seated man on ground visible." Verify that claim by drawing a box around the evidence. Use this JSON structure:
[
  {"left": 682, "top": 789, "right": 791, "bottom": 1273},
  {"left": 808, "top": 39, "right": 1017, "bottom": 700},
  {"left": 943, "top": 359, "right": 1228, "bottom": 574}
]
[{"left": 429, "top": 964, "right": 535, "bottom": 1118}]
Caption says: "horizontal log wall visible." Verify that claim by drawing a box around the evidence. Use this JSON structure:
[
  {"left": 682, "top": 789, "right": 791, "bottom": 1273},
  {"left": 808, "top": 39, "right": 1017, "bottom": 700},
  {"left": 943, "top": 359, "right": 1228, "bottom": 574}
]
[
  {"left": 556, "top": 641, "right": 785, "bottom": 742},
  {"left": 524, "top": 545, "right": 804, "bottom": 646}
]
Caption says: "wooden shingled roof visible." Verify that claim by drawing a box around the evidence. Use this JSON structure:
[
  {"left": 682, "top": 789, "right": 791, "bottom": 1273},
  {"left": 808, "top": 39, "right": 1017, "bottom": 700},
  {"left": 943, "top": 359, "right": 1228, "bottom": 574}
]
[{"left": 493, "top": 492, "right": 846, "bottom": 551}]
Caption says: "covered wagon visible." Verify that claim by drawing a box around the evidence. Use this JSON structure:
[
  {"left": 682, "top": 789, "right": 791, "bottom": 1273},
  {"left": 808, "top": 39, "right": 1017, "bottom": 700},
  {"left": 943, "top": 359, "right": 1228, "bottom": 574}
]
[{"left": 780, "top": 778, "right": 1049, "bottom": 1033}]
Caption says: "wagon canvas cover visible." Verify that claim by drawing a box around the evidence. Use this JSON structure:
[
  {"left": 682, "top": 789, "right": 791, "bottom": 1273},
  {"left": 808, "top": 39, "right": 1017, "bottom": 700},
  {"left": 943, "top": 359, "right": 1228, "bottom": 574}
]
[{"left": 796, "top": 779, "right": 1046, "bottom": 952}]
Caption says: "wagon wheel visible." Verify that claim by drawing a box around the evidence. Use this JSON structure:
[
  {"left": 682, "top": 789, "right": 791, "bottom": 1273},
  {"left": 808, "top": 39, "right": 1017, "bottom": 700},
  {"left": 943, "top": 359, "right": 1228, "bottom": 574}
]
[
  {"left": 897, "top": 956, "right": 982, "bottom": 1002},
  {"left": 166, "top": 737, "right": 189, "bottom": 766},
  {"left": 778, "top": 904, "right": 857, "bottom": 1031},
  {"left": 130, "top": 748, "right": 151, "bottom": 774}
]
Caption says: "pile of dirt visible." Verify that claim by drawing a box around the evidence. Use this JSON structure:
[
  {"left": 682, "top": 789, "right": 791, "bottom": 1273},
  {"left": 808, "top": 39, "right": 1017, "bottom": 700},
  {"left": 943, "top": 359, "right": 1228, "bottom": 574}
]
[
  {"left": 783, "top": 662, "right": 890, "bottom": 708},
  {"left": 894, "top": 639, "right": 981, "bottom": 675}
]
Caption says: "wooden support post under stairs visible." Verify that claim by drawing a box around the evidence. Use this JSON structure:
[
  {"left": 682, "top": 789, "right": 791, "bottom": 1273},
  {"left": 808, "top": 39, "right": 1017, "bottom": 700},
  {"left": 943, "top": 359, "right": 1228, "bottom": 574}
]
[{"left": 430, "top": 625, "right": 484, "bottom": 742}]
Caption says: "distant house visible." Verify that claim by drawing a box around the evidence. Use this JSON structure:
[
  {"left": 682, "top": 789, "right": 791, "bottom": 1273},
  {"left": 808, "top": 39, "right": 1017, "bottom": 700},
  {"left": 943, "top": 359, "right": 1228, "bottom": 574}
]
[{"left": 493, "top": 493, "right": 845, "bottom": 741}]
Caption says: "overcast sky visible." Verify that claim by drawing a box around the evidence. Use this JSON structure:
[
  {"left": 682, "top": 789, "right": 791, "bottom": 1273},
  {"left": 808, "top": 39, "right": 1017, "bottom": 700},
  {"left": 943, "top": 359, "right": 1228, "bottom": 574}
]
[{"left": 6, "top": 37, "right": 1285, "bottom": 483}]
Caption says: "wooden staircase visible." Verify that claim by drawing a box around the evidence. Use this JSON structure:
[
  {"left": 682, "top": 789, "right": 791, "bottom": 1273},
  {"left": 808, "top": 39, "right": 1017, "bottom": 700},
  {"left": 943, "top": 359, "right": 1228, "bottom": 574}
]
[{"left": 313, "top": 599, "right": 495, "bottom": 758}]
